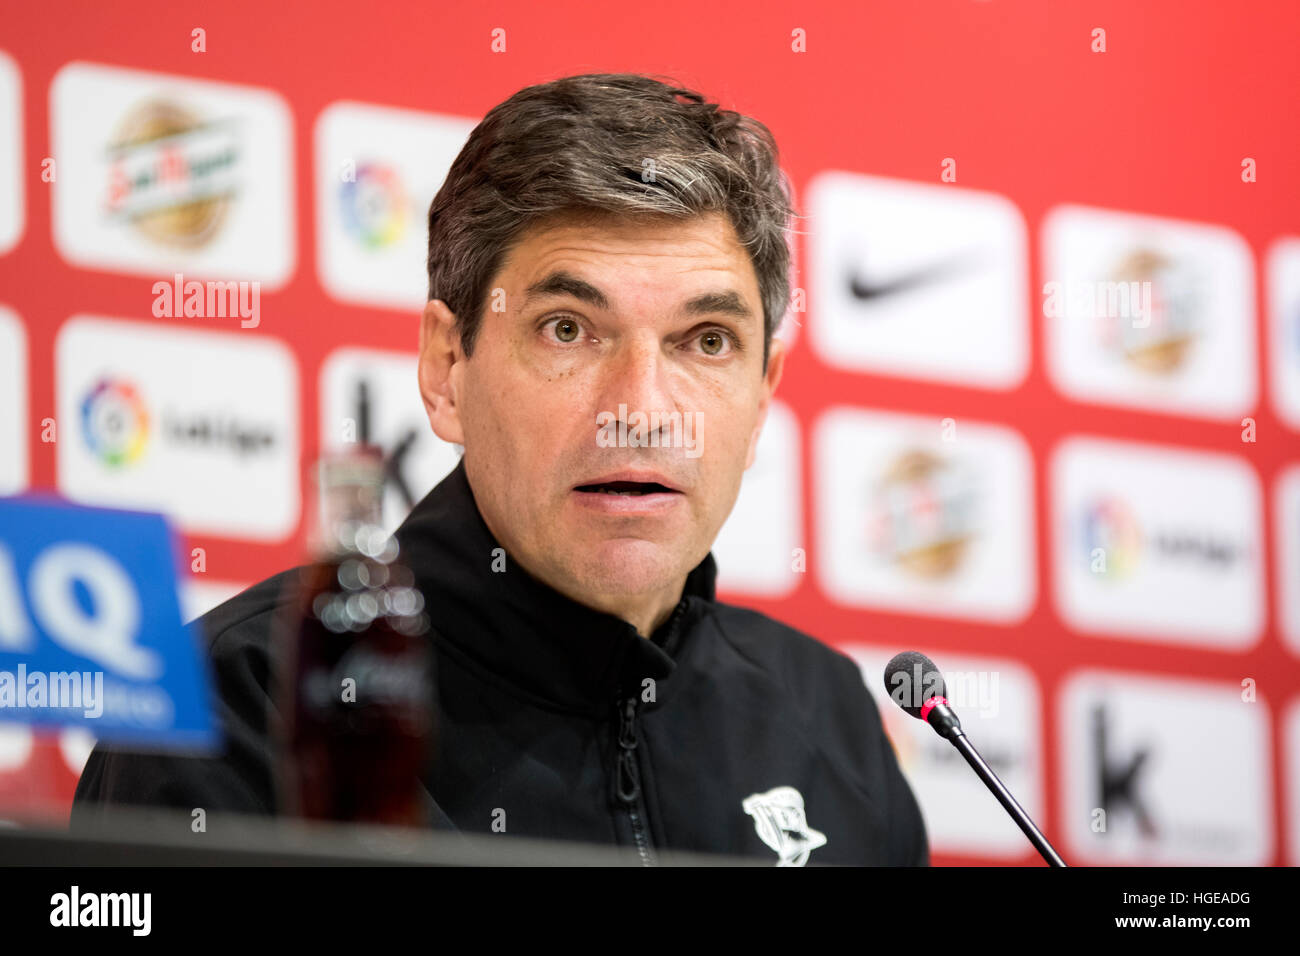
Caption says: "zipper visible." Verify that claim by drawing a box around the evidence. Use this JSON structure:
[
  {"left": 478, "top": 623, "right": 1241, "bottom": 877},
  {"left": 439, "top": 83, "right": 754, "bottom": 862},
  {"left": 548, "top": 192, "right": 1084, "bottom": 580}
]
[
  {"left": 614, "top": 695, "right": 658, "bottom": 866},
  {"left": 609, "top": 596, "right": 689, "bottom": 866}
]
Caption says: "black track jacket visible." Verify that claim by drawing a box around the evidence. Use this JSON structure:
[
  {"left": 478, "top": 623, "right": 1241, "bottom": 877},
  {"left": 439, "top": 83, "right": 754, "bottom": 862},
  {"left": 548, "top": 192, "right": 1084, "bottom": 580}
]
[{"left": 72, "top": 459, "right": 929, "bottom": 866}]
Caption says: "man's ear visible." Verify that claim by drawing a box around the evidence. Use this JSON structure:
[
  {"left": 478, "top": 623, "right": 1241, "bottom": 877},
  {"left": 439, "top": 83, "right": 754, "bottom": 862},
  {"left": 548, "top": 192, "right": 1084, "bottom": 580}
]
[
  {"left": 743, "top": 334, "right": 786, "bottom": 471},
  {"left": 418, "top": 299, "right": 467, "bottom": 446}
]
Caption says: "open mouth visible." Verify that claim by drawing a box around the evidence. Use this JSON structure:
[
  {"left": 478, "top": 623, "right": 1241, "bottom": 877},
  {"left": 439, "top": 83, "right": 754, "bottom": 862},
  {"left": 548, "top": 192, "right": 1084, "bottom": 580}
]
[{"left": 574, "top": 480, "right": 679, "bottom": 496}]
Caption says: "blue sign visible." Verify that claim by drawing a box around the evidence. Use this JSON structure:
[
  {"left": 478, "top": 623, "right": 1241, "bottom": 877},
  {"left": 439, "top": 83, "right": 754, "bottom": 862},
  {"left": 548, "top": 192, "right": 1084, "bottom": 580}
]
[{"left": 0, "top": 494, "right": 218, "bottom": 751}]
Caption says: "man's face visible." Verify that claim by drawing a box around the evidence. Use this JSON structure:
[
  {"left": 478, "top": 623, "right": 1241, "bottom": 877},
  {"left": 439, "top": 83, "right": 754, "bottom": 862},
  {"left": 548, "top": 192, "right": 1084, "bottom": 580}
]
[{"left": 421, "top": 210, "right": 785, "bottom": 611}]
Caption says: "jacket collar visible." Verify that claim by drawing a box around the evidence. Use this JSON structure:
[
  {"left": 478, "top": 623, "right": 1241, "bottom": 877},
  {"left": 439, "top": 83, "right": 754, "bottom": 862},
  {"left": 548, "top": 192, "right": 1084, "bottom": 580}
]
[{"left": 392, "top": 457, "right": 717, "bottom": 714}]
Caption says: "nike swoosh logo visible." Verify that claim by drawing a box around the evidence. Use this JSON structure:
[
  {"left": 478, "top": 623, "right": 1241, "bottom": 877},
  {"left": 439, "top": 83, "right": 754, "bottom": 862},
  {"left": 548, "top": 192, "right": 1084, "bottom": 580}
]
[{"left": 848, "top": 251, "right": 987, "bottom": 301}]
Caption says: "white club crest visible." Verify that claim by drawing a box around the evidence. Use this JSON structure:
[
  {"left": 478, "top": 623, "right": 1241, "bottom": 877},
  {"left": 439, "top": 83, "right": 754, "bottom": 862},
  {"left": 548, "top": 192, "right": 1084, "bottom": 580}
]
[{"left": 742, "top": 786, "right": 827, "bottom": 866}]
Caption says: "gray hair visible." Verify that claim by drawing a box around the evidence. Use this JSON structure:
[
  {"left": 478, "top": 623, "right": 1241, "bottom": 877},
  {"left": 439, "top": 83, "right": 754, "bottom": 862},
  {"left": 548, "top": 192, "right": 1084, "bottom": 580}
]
[{"left": 426, "top": 72, "right": 795, "bottom": 371}]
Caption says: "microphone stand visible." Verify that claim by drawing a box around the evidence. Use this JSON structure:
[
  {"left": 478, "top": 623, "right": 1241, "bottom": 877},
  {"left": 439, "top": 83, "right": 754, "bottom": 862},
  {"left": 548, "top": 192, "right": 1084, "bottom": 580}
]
[{"left": 927, "top": 698, "right": 1068, "bottom": 867}]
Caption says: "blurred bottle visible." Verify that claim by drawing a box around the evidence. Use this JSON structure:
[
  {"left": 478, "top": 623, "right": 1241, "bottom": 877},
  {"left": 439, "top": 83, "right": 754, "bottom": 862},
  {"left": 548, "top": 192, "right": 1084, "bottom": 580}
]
[{"left": 272, "top": 444, "right": 435, "bottom": 827}]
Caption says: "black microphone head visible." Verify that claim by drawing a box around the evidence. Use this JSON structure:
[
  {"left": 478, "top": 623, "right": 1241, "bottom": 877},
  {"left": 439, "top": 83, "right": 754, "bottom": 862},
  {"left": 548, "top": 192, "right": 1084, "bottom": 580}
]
[{"left": 883, "top": 651, "right": 948, "bottom": 719}]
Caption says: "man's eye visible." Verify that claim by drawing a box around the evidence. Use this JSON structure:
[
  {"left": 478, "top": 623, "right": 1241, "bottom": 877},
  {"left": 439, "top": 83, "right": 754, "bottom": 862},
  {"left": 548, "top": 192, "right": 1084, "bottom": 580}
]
[
  {"left": 546, "top": 316, "right": 582, "bottom": 343},
  {"left": 697, "top": 329, "right": 732, "bottom": 356}
]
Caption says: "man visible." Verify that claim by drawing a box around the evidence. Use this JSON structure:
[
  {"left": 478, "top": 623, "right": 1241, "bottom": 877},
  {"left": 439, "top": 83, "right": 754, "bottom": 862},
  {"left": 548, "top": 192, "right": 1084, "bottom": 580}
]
[{"left": 73, "top": 72, "right": 929, "bottom": 866}]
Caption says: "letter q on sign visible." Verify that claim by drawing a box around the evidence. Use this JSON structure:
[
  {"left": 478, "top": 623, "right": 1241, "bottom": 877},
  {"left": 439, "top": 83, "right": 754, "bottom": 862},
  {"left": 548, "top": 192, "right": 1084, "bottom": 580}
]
[{"left": 12, "top": 542, "right": 163, "bottom": 680}]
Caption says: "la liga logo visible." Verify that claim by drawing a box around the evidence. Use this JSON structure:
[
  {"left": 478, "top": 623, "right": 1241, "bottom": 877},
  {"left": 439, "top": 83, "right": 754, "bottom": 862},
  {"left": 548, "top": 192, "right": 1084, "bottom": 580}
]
[
  {"left": 340, "top": 162, "right": 408, "bottom": 250},
  {"left": 80, "top": 378, "right": 150, "bottom": 467},
  {"left": 1081, "top": 496, "right": 1142, "bottom": 579}
]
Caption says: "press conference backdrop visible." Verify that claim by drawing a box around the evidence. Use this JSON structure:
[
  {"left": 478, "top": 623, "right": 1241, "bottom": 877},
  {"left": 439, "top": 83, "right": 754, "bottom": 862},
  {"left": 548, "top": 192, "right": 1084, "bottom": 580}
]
[{"left": 0, "top": 0, "right": 1297, "bottom": 867}]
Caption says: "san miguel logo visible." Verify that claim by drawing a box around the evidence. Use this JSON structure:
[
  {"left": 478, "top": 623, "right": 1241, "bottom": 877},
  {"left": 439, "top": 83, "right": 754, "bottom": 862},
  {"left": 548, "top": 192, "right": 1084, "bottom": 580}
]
[
  {"left": 1098, "top": 247, "right": 1201, "bottom": 375},
  {"left": 103, "top": 98, "right": 241, "bottom": 248},
  {"left": 866, "top": 449, "right": 979, "bottom": 579}
]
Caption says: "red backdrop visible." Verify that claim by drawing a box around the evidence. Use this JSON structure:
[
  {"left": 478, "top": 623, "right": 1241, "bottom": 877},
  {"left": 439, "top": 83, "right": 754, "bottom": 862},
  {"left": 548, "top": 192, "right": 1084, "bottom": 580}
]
[{"left": 0, "top": 0, "right": 1297, "bottom": 866}]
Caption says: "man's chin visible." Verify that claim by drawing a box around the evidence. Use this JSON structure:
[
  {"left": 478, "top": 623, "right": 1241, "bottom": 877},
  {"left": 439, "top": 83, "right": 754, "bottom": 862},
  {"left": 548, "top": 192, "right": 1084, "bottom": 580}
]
[{"left": 564, "top": 537, "right": 688, "bottom": 599}]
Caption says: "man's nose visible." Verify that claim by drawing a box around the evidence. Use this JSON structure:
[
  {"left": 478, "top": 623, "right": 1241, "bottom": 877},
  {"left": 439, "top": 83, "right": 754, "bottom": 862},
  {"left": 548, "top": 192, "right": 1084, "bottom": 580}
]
[{"left": 599, "top": 334, "right": 678, "bottom": 431}]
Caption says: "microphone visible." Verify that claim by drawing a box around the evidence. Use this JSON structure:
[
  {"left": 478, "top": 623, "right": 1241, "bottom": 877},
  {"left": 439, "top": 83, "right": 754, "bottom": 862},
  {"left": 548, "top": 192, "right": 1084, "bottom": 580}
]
[{"left": 883, "top": 651, "right": 1067, "bottom": 867}]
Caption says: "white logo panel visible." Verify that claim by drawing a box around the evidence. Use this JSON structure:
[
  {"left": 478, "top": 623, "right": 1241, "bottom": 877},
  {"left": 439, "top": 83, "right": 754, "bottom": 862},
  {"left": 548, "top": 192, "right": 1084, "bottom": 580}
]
[
  {"left": 1267, "top": 238, "right": 1300, "bottom": 430},
  {"left": 319, "top": 347, "right": 461, "bottom": 535},
  {"left": 56, "top": 316, "right": 300, "bottom": 540},
  {"left": 1051, "top": 436, "right": 1264, "bottom": 648},
  {"left": 846, "top": 644, "right": 1044, "bottom": 859},
  {"left": 1286, "top": 699, "right": 1300, "bottom": 865},
  {"left": 0, "top": 306, "right": 27, "bottom": 494},
  {"left": 713, "top": 400, "right": 801, "bottom": 597},
  {"left": 807, "top": 171, "right": 1028, "bottom": 389},
  {"left": 1042, "top": 204, "right": 1256, "bottom": 420},
  {"left": 0, "top": 51, "right": 23, "bottom": 254},
  {"left": 814, "top": 407, "right": 1035, "bottom": 622},
  {"left": 50, "top": 62, "right": 295, "bottom": 286},
  {"left": 1276, "top": 465, "right": 1300, "bottom": 657},
  {"left": 315, "top": 101, "right": 475, "bottom": 310},
  {"left": 1060, "top": 670, "right": 1272, "bottom": 865}
]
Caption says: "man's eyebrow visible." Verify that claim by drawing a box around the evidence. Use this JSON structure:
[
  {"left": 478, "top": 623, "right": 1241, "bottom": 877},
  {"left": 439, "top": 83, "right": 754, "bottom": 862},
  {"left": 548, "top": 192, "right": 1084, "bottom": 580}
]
[
  {"left": 522, "top": 271, "right": 610, "bottom": 310},
  {"left": 680, "top": 289, "right": 755, "bottom": 324},
  {"left": 523, "top": 270, "right": 755, "bottom": 325}
]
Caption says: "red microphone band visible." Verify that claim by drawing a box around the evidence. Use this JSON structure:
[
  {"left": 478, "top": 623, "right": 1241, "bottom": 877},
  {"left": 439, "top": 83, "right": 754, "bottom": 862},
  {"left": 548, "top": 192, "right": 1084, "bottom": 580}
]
[{"left": 920, "top": 696, "right": 949, "bottom": 722}]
